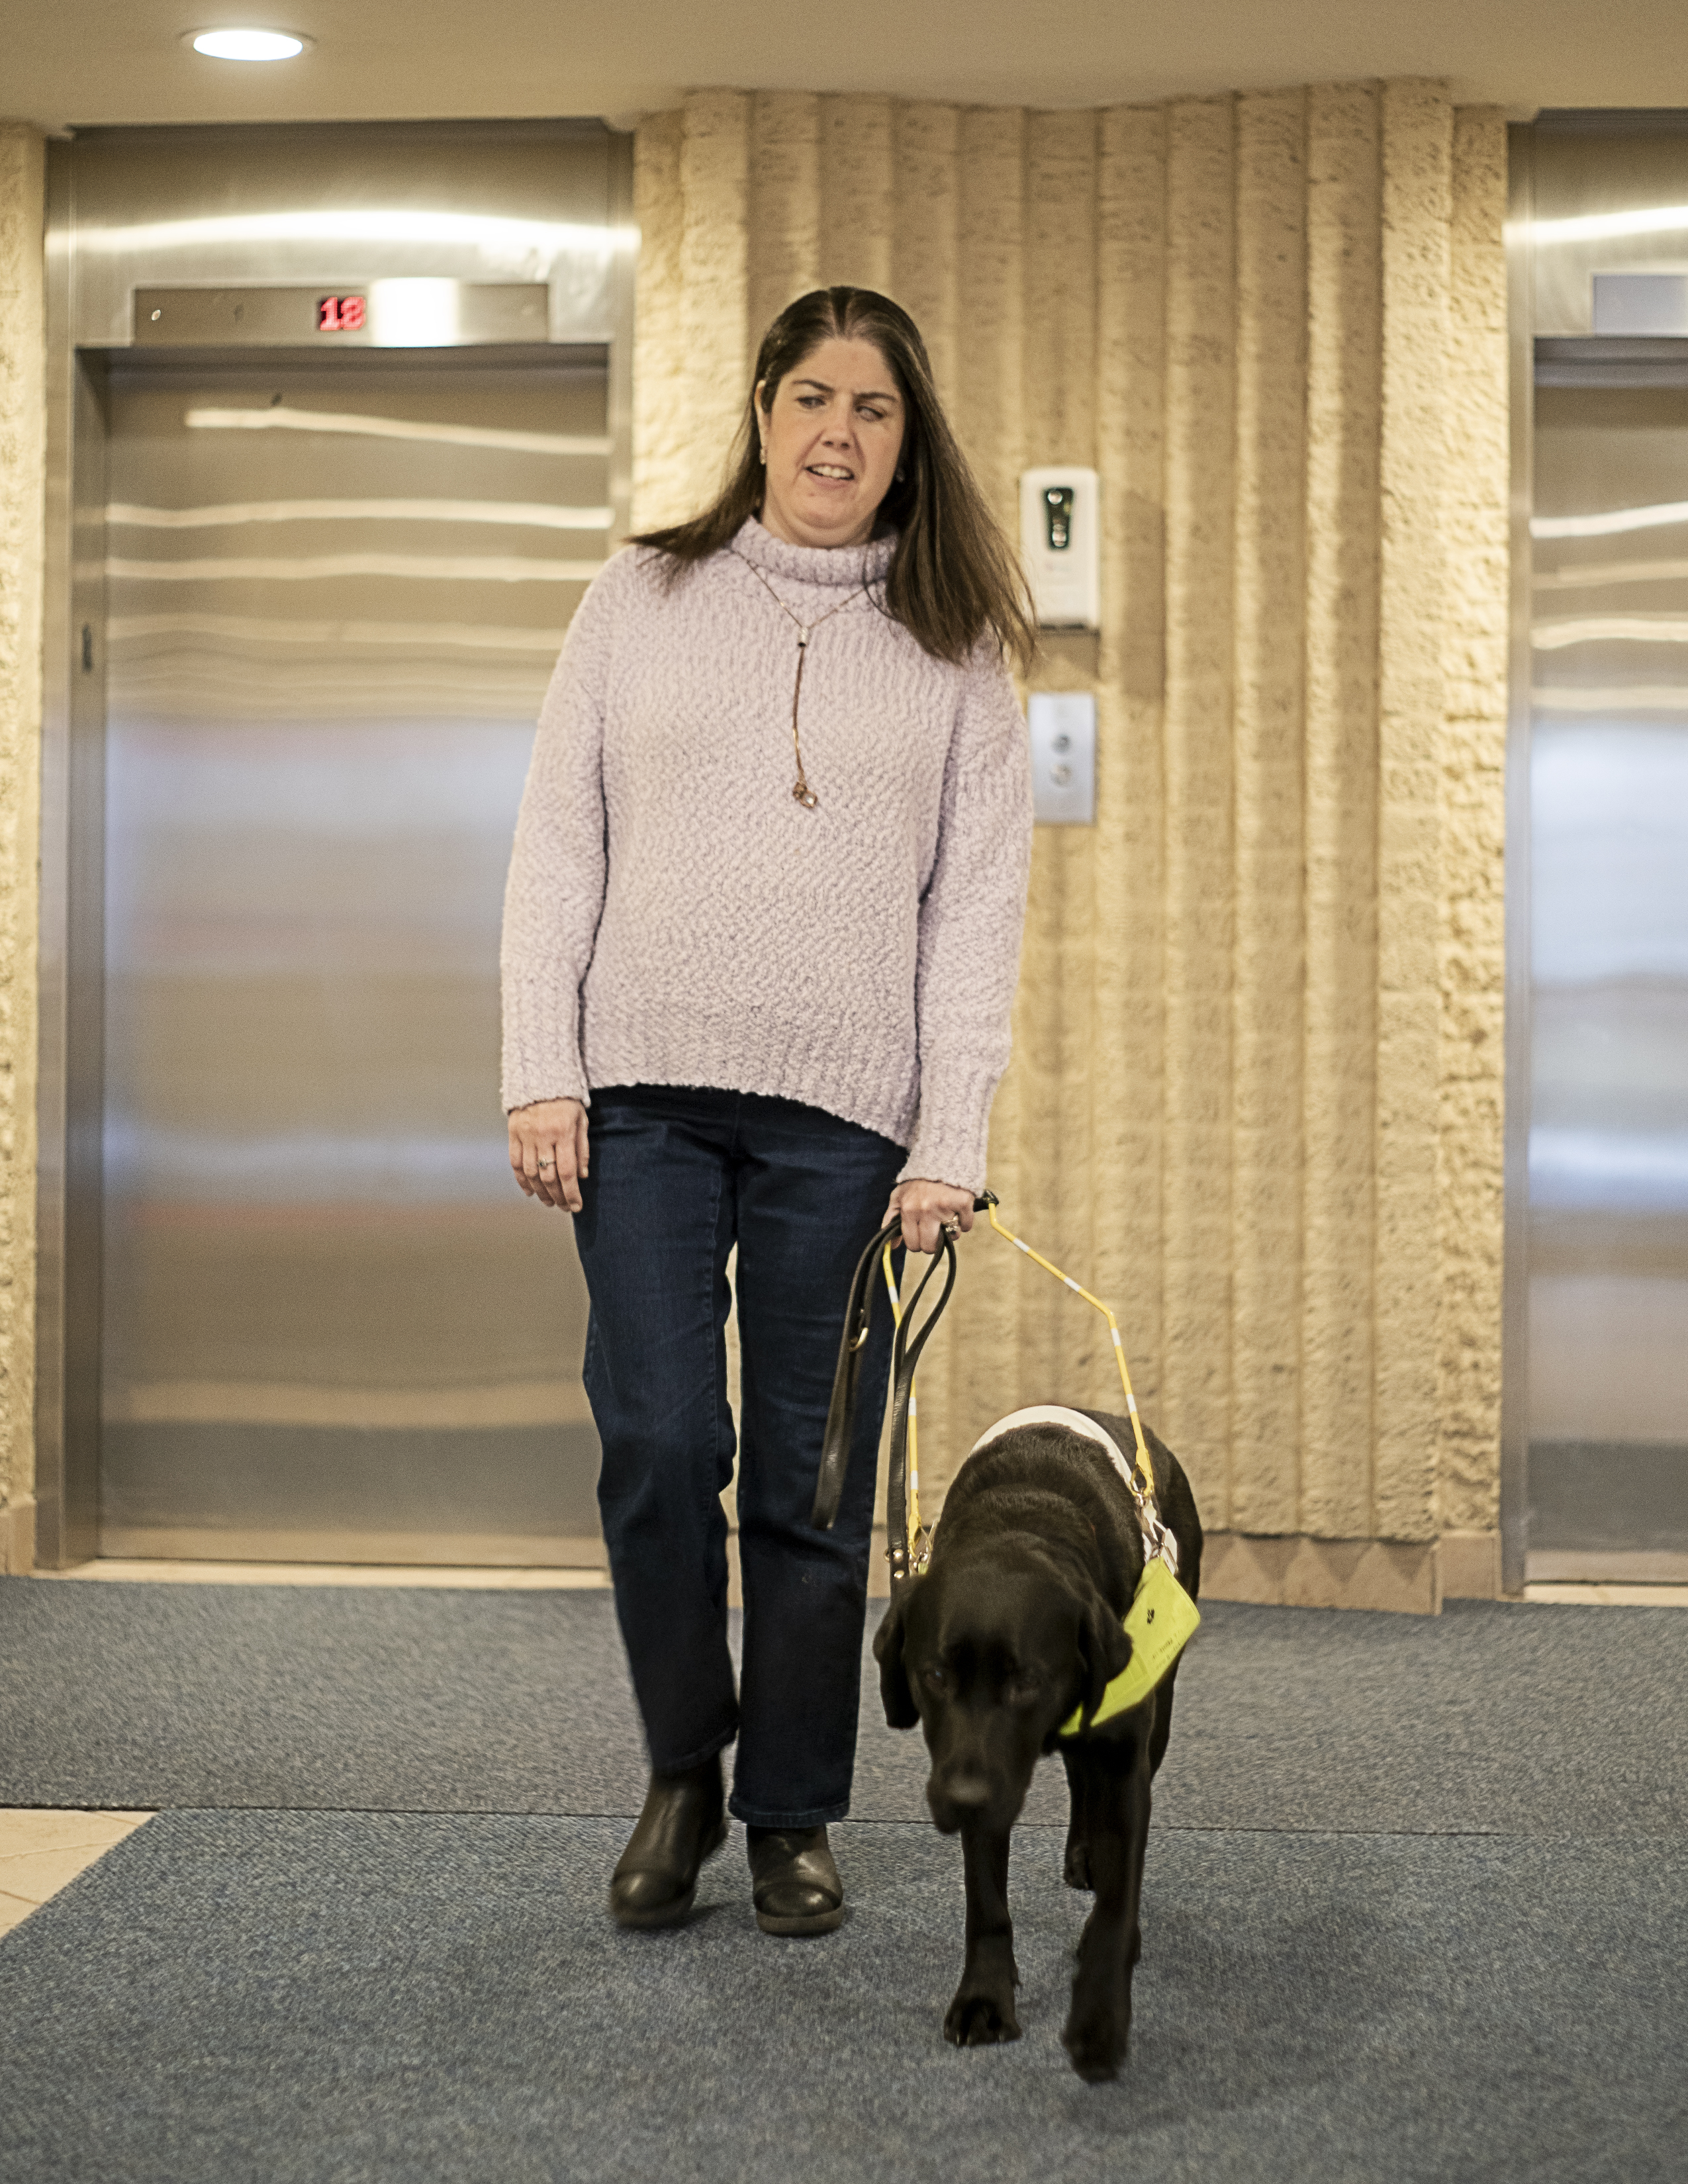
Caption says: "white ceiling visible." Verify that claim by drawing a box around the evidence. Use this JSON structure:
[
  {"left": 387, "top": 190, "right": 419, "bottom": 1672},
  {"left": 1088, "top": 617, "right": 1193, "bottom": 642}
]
[{"left": 3, "top": 0, "right": 1688, "bottom": 134}]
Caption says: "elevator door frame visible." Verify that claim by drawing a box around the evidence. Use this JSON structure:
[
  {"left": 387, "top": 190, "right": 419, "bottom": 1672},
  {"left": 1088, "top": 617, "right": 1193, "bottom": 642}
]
[
  {"left": 36, "top": 121, "right": 634, "bottom": 1567},
  {"left": 1505, "top": 116, "right": 1688, "bottom": 1589}
]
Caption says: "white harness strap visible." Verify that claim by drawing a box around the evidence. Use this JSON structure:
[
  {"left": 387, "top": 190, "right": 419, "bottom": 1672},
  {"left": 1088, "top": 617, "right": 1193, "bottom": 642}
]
[
  {"left": 970, "top": 1404, "right": 1135, "bottom": 1486},
  {"left": 968, "top": 1403, "right": 1179, "bottom": 1576}
]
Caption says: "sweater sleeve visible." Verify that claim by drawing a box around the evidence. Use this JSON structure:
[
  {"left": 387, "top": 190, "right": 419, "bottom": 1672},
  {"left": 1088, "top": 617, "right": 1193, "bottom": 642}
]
[
  {"left": 897, "top": 650, "right": 1033, "bottom": 1195},
  {"left": 498, "top": 553, "right": 628, "bottom": 1113}
]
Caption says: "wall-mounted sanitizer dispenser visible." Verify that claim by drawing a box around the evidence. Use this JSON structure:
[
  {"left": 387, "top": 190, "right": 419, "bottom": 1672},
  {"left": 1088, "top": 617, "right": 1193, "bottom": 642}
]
[{"left": 1019, "top": 465, "right": 1100, "bottom": 630}]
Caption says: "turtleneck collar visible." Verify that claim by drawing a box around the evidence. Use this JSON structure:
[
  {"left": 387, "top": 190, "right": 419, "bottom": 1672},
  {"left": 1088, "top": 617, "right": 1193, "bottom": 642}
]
[{"left": 729, "top": 514, "right": 895, "bottom": 590}]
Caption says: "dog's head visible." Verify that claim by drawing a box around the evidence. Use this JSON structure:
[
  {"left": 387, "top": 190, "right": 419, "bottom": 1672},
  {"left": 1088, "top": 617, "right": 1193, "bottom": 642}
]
[{"left": 874, "top": 1552, "right": 1132, "bottom": 1834}]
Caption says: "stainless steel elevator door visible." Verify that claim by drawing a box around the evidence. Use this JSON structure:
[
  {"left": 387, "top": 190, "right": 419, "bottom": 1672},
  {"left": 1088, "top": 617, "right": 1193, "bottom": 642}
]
[
  {"left": 1529, "top": 383, "right": 1688, "bottom": 1579},
  {"left": 101, "top": 360, "right": 606, "bottom": 1563}
]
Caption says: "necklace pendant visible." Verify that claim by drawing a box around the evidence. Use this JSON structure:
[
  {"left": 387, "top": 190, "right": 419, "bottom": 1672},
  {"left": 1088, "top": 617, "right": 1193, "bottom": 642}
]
[{"left": 792, "top": 782, "right": 819, "bottom": 810}]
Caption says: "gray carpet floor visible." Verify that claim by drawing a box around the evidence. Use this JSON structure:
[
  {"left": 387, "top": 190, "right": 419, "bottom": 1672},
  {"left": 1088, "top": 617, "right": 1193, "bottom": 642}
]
[
  {"left": 2, "top": 1811, "right": 1683, "bottom": 2183},
  {"left": 3, "top": 1580, "right": 1685, "bottom": 1835},
  {"left": 1, "top": 1578, "right": 1685, "bottom": 2181}
]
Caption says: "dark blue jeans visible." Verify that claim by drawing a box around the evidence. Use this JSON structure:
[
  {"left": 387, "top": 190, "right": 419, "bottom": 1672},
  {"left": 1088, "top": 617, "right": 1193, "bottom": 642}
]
[{"left": 572, "top": 1085, "right": 905, "bottom": 1829}]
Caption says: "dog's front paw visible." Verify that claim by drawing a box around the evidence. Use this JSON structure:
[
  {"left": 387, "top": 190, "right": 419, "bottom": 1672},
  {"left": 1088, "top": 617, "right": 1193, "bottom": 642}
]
[
  {"left": 945, "top": 1986, "right": 1022, "bottom": 2047},
  {"left": 1060, "top": 2005, "right": 1128, "bottom": 2083},
  {"left": 1062, "top": 1836, "right": 1092, "bottom": 1891}
]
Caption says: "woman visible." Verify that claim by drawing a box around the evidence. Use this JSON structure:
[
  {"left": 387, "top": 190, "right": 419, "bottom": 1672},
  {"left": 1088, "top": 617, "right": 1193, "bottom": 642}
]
[{"left": 501, "top": 286, "right": 1033, "bottom": 1936}]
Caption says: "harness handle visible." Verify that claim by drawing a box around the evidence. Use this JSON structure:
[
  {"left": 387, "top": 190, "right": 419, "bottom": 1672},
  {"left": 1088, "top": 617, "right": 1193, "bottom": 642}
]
[
  {"left": 810, "top": 1217, "right": 902, "bottom": 1536},
  {"left": 810, "top": 1201, "right": 980, "bottom": 1586},
  {"left": 882, "top": 1236, "right": 959, "bottom": 1587}
]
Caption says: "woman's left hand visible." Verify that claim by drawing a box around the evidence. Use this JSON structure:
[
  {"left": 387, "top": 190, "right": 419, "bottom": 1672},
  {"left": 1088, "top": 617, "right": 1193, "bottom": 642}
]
[{"left": 884, "top": 1178, "right": 977, "bottom": 1255}]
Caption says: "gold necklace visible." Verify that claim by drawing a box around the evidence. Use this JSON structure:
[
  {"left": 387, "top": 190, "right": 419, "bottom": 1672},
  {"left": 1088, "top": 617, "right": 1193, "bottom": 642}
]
[{"left": 733, "top": 549, "right": 869, "bottom": 810}]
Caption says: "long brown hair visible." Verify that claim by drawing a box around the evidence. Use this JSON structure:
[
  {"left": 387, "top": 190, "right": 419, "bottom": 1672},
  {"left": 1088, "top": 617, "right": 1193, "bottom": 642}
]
[{"left": 632, "top": 287, "right": 1035, "bottom": 670}]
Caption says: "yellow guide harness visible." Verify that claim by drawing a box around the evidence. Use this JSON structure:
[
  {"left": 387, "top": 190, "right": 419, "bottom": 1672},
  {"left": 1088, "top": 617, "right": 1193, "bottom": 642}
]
[{"left": 811, "top": 1193, "right": 1200, "bottom": 1734}]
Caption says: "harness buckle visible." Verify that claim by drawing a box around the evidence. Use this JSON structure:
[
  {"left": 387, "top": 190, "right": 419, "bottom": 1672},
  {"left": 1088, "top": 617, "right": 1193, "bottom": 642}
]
[{"left": 1137, "top": 1501, "right": 1180, "bottom": 1578}]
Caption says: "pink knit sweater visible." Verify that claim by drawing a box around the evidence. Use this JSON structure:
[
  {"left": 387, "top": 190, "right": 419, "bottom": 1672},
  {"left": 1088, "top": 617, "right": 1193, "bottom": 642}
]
[{"left": 500, "top": 517, "right": 1032, "bottom": 1193}]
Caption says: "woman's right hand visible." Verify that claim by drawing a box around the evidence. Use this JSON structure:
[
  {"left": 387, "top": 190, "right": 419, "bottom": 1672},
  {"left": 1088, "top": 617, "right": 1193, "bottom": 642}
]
[{"left": 508, "top": 1097, "right": 590, "bottom": 1212}]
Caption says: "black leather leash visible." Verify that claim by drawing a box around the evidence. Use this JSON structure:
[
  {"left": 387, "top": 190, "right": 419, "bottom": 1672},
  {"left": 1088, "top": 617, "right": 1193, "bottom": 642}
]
[{"left": 810, "top": 1193, "right": 991, "bottom": 1591}]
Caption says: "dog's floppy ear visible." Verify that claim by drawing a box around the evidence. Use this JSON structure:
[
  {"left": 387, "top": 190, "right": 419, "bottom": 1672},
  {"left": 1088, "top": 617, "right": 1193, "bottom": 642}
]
[
  {"left": 872, "top": 1587, "right": 922, "bottom": 1731},
  {"left": 1075, "top": 1591, "right": 1133, "bottom": 1731}
]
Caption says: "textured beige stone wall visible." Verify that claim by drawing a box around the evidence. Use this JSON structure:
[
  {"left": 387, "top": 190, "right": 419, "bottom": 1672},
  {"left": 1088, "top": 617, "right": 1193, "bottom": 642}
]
[
  {"left": 649, "top": 81, "right": 1512, "bottom": 1563},
  {"left": 1301, "top": 84, "right": 1381, "bottom": 1543},
  {"left": 1438, "top": 109, "right": 1509, "bottom": 1538},
  {"left": 0, "top": 126, "right": 43, "bottom": 1574}
]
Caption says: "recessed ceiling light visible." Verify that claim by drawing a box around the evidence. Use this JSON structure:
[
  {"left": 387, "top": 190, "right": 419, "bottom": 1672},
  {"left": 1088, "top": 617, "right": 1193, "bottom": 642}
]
[{"left": 188, "top": 28, "right": 310, "bottom": 60}]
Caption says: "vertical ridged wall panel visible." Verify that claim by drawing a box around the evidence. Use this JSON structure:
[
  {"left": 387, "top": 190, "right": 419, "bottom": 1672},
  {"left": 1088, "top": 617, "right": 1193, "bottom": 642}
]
[
  {"left": 1160, "top": 98, "right": 1237, "bottom": 1523},
  {"left": 1374, "top": 80, "right": 1452, "bottom": 1542},
  {"left": 1026, "top": 112, "right": 1099, "bottom": 463},
  {"left": 820, "top": 97, "right": 894, "bottom": 291},
  {"left": 1301, "top": 83, "right": 1382, "bottom": 1537},
  {"left": 1437, "top": 107, "right": 1509, "bottom": 1535},
  {"left": 748, "top": 94, "right": 820, "bottom": 347},
  {"left": 1229, "top": 89, "right": 1307, "bottom": 1533},
  {"left": 892, "top": 106, "right": 962, "bottom": 409},
  {"left": 879, "top": 104, "right": 965, "bottom": 1486},
  {"left": 679, "top": 92, "right": 752, "bottom": 514},
  {"left": 950, "top": 107, "right": 1030, "bottom": 1449},
  {"left": 954, "top": 109, "right": 1027, "bottom": 527},
  {"left": 0, "top": 125, "right": 44, "bottom": 1533},
  {"left": 632, "top": 111, "right": 688, "bottom": 531},
  {"left": 1023, "top": 110, "right": 1100, "bottom": 1405},
  {"left": 631, "top": 82, "right": 1509, "bottom": 1556},
  {"left": 1094, "top": 108, "right": 1168, "bottom": 1421}
]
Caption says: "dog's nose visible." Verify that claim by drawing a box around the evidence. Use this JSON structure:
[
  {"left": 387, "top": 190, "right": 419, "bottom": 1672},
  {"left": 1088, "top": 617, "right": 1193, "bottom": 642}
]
[{"left": 928, "top": 1772, "right": 992, "bottom": 1826}]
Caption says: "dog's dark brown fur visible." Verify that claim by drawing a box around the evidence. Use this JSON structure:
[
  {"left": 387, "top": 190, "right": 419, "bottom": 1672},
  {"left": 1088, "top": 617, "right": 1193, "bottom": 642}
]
[{"left": 873, "top": 1410, "right": 1201, "bottom": 2081}]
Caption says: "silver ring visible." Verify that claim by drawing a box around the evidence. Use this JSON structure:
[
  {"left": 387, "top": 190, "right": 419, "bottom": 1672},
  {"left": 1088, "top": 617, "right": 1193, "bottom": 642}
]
[
  {"left": 941, "top": 1216, "right": 960, "bottom": 1236},
  {"left": 538, "top": 1160, "right": 555, "bottom": 1171}
]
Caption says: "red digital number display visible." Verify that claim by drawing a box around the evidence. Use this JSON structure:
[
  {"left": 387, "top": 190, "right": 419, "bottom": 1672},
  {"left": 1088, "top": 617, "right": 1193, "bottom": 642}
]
[{"left": 317, "top": 295, "right": 367, "bottom": 333}]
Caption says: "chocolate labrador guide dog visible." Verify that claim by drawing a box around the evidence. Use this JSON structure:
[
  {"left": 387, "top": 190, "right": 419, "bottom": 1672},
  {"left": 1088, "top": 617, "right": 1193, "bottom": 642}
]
[{"left": 872, "top": 1404, "right": 1202, "bottom": 2082}]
